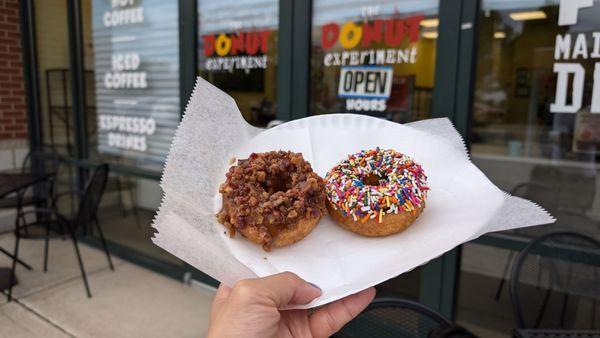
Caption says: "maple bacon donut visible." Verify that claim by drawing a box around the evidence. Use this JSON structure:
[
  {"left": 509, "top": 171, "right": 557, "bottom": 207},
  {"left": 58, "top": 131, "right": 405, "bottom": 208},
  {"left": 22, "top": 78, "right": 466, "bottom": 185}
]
[
  {"left": 217, "top": 151, "right": 327, "bottom": 251},
  {"left": 325, "top": 148, "right": 428, "bottom": 237}
]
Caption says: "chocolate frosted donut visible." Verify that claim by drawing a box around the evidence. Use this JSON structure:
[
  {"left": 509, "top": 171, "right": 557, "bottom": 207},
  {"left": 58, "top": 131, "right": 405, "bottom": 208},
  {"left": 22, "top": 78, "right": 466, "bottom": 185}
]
[{"left": 217, "top": 151, "right": 327, "bottom": 251}]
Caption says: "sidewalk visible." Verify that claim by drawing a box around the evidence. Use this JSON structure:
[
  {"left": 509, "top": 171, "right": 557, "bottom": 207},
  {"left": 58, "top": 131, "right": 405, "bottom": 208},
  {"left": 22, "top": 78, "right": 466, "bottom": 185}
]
[{"left": 0, "top": 233, "right": 215, "bottom": 337}]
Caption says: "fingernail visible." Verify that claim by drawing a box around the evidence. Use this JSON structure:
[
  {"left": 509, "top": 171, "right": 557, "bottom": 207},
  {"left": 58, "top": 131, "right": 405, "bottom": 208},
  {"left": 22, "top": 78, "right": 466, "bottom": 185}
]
[{"left": 308, "top": 282, "right": 321, "bottom": 291}]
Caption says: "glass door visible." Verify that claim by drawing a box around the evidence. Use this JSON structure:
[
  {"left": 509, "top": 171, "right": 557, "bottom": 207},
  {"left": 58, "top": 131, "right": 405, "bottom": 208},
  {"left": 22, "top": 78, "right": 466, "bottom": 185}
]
[
  {"left": 457, "top": 1, "right": 600, "bottom": 336},
  {"left": 309, "top": 0, "right": 442, "bottom": 303}
]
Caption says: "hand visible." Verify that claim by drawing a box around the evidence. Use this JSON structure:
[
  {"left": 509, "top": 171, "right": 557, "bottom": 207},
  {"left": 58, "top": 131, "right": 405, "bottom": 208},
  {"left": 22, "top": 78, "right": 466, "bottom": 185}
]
[{"left": 207, "top": 272, "right": 376, "bottom": 338}]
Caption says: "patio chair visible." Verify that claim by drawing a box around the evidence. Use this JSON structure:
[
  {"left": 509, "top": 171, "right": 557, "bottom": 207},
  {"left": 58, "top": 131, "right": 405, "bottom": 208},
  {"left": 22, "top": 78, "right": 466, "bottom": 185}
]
[
  {"left": 333, "top": 298, "right": 474, "bottom": 338},
  {"left": 7, "top": 164, "right": 114, "bottom": 301},
  {"left": 510, "top": 232, "right": 600, "bottom": 330},
  {"left": 495, "top": 165, "right": 597, "bottom": 301},
  {"left": 0, "top": 148, "right": 60, "bottom": 220}
]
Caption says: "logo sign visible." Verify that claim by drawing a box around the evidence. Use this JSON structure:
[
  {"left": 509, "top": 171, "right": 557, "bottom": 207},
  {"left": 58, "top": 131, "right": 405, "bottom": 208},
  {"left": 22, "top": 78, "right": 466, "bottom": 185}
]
[
  {"left": 201, "top": 30, "right": 272, "bottom": 71},
  {"left": 338, "top": 66, "right": 393, "bottom": 99},
  {"left": 320, "top": 16, "right": 422, "bottom": 68}
]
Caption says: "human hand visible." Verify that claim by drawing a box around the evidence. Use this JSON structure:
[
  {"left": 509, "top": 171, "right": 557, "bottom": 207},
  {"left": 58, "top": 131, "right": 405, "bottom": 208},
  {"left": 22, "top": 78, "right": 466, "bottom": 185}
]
[{"left": 207, "top": 272, "right": 376, "bottom": 338}]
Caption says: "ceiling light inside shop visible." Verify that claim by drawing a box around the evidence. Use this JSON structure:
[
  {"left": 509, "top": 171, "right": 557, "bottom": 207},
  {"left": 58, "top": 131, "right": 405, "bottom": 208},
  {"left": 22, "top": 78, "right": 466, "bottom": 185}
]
[
  {"left": 509, "top": 10, "right": 546, "bottom": 21},
  {"left": 494, "top": 31, "right": 506, "bottom": 39},
  {"left": 420, "top": 18, "right": 439, "bottom": 27},
  {"left": 422, "top": 31, "right": 438, "bottom": 39}
]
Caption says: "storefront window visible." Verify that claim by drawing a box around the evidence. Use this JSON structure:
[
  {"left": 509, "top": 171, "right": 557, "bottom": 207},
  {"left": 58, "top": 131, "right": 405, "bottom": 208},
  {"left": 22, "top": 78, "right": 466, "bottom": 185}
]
[
  {"left": 81, "top": 0, "right": 183, "bottom": 265},
  {"left": 457, "top": 1, "right": 600, "bottom": 335},
  {"left": 310, "top": 0, "right": 438, "bottom": 122},
  {"left": 86, "top": 0, "right": 180, "bottom": 173},
  {"left": 197, "top": 0, "right": 278, "bottom": 127}
]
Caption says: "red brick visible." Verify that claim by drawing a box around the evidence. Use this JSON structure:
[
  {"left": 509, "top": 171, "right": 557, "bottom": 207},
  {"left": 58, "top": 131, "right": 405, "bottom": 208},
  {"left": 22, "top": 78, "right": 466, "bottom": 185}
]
[
  {"left": 0, "top": 8, "right": 18, "bottom": 17},
  {"left": 11, "top": 88, "right": 24, "bottom": 96},
  {"left": 6, "top": 15, "right": 19, "bottom": 25},
  {"left": 4, "top": 124, "right": 24, "bottom": 131},
  {"left": 0, "top": 23, "right": 17, "bottom": 31},
  {"left": 6, "top": 31, "right": 19, "bottom": 39},
  {"left": 14, "top": 131, "right": 27, "bottom": 138},
  {"left": 0, "top": 52, "right": 19, "bottom": 60},
  {"left": 9, "top": 62, "right": 22, "bottom": 70},
  {"left": 0, "top": 132, "right": 13, "bottom": 139},
  {"left": 0, "top": 66, "right": 19, "bottom": 75},
  {"left": 12, "top": 103, "right": 25, "bottom": 110},
  {"left": 0, "top": 96, "right": 20, "bottom": 103},
  {"left": 0, "top": 81, "right": 20, "bottom": 88},
  {"left": 2, "top": 111, "right": 22, "bottom": 117},
  {"left": 0, "top": 117, "right": 13, "bottom": 124},
  {"left": 0, "top": 37, "right": 18, "bottom": 45},
  {"left": 14, "top": 117, "right": 27, "bottom": 124},
  {"left": 8, "top": 44, "right": 20, "bottom": 52},
  {"left": 9, "top": 76, "right": 23, "bottom": 84}
]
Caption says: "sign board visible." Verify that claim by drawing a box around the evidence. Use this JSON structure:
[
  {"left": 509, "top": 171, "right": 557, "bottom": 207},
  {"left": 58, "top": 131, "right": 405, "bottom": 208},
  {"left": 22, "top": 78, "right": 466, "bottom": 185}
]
[{"left": 92, "top": 0, "right": 180, "bottom": 165}]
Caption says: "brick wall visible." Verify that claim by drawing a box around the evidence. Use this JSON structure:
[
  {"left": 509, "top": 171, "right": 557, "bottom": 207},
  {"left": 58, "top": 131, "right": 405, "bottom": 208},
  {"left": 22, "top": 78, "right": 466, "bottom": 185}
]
[{"left": 0, "top": 0, "right": 27, "bottom": 140}]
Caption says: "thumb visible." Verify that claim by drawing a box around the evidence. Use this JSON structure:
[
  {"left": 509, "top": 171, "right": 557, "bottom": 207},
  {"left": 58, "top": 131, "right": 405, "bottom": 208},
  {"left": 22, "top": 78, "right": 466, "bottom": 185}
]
[{"left": 253, "top": 272, "right": 322, "bottom": 308}]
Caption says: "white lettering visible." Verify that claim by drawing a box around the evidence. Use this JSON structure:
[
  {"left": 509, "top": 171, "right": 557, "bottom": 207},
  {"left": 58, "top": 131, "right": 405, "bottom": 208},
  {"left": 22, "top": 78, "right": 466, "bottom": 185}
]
[
  {"left": 592, "top": 62, "right": 600, "bottom": 113},
  {"left": 592, "top": 32, "right": 600, "bottom": 58},
  {"left": 103, "top": 7, "right": 144, "bottom": 27},
  {"left": 558, "top": 0, "right": 593, "bottom": 26},
  {"left": 555, "top": 34, "right": 571, "bottom": 60},
  {"left": 550, "top": 63, "right": 585, "bottom": 113},
  {"left": 572, "top": 34, "right": 589, "bottom": 59}
]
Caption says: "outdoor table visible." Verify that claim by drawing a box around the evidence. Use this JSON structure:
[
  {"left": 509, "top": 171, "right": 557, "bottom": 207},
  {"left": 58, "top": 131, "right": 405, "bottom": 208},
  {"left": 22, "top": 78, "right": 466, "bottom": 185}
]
[
  {"left": 0, "top": 172, "right": 53, "bottom": 292},
  {"left": 514, "top": 328, "right": 600, "bottom": 337}
]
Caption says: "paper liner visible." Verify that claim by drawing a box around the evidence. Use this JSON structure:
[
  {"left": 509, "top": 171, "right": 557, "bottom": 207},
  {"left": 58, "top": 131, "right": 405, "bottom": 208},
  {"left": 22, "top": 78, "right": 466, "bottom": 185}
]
[{"left": 152, "top": 77, "right": 554, "bottom": 309}]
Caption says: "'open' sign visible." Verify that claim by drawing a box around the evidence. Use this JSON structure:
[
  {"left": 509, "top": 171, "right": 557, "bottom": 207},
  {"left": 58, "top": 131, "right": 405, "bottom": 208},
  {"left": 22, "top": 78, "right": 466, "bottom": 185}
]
[{"left": 338, "top": 66, "right": 393, "bottom": 99}]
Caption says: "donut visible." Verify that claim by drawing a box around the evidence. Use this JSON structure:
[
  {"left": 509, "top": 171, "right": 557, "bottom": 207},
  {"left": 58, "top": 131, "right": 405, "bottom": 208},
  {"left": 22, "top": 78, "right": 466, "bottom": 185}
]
[
  {"left": 325, "top": 148, "right": 428, "bottom": 237},
  {"left": 217, "top": 151, "right": 327, "bottom": 251}
]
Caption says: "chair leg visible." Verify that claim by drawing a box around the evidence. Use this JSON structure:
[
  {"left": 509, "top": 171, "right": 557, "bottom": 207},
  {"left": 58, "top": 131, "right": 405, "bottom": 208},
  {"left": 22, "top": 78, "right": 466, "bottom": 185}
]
[
  {"left": 18, "top": 208, "right": 29, "bottom": 237},
  {"left": 43, "top": 220, "right": 50, "bottom": 272},
  {"left": 70, "top": 231, "right": 92, "bottom": 298},
  {"left": 94, "top": 218, "right": 114, "bottom": 271},
  {"left": 534, "top": 289, "right": 552, "bottom": 328},
  {"left": 8, "top": 215, "right": 23, "bottom": 302},
  {"left": 495, "top": 251, "right": 514, "bottom": 300}
]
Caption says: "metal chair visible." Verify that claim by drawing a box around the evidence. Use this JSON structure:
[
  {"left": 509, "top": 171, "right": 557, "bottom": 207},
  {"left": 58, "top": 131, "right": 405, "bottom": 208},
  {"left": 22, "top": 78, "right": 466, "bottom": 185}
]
[
  {"left": 7, "top": 164, "right": 114, "bottom": 301},
  {"left": 333, "top": 298, "right": 463, "bottom": 338},
  {"left": 510, "top": 232, "right": 600, "bottom": 330}
]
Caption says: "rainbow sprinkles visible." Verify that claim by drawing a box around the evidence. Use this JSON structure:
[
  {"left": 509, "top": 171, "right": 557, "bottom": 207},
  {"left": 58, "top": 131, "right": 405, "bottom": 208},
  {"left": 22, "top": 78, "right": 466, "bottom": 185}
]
[{"left": 324, "top": 148, "right": 429, "bottom": 223}]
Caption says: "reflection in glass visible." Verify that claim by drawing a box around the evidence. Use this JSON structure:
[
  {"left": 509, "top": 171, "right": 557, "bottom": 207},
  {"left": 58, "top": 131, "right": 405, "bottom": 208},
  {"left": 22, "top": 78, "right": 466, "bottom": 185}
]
[{"left": 35, "top": 0, "right": 77, "bottom": 157}]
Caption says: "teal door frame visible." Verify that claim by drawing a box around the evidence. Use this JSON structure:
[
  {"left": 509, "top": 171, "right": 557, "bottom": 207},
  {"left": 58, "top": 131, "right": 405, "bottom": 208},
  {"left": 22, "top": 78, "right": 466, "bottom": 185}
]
[{"left": 425, "top": 0, "right": 480, "bottom": 319}]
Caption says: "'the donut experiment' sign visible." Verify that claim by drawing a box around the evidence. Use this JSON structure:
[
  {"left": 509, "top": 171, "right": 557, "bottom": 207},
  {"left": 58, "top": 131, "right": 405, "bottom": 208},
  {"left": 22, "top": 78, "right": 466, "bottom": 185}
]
[
  {"left": 551, "top": 0, "right": 600, "bottom": 113},
  {"left": 92, "top": 0, "right": 180, "bottom": 166},
  {"left": 201, "top": 30, "right": 272, "bottom": 72}
]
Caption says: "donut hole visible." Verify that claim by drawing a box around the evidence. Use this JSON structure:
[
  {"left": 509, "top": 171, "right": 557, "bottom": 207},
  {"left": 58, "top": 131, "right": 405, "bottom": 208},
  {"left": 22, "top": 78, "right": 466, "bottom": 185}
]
[
  {"left": 262, "top": 173, "right": 292, "bottom": 194},
  {"left": 363, "top": 173, "right": 385, "bottom": 186}
]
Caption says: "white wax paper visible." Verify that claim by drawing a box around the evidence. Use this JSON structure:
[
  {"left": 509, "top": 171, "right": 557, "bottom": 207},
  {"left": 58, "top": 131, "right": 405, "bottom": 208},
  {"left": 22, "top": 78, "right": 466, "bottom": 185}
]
[{"left": 152, "top": 77, "right": 554, "bottom": 309}]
